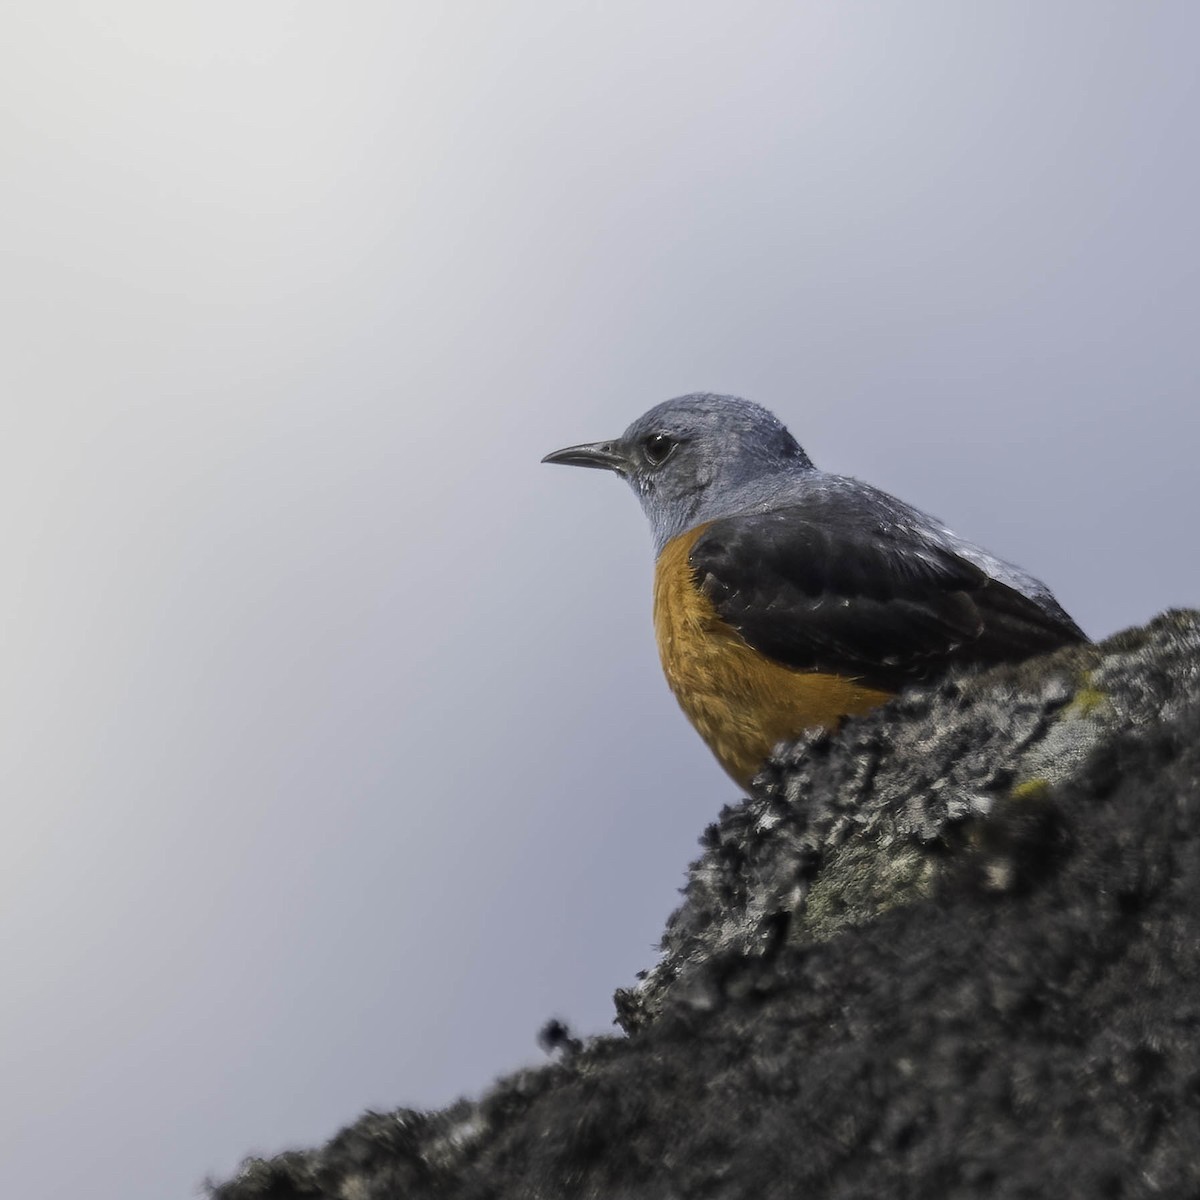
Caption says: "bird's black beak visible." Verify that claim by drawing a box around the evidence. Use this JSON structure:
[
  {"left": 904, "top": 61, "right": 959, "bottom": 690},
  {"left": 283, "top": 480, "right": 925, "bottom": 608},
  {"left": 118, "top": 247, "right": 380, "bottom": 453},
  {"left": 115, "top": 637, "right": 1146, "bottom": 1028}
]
[{"left": 541, "top": 440, "right": 629, "bottom": 474}]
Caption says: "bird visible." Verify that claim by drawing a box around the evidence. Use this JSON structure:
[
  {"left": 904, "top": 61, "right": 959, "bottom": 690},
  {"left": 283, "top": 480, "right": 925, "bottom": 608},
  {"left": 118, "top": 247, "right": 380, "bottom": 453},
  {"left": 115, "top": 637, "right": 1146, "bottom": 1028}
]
[{"left": 543, "top": 393, "right": 1088, "bottom": 788}]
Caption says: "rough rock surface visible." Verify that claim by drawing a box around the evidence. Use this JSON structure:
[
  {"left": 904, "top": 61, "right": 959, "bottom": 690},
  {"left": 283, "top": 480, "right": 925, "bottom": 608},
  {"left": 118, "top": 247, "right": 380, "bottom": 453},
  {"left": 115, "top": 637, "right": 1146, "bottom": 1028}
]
[{"left": 212, "top": 611, "right": 1200, "bottom": 1200}]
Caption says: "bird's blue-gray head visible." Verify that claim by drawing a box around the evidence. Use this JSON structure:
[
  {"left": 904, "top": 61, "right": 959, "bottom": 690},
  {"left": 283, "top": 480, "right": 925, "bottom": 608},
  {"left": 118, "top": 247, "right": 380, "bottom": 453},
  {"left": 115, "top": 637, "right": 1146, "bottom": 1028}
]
[{"left": 543, "top": 393, "right": 814, "bottom": 553}]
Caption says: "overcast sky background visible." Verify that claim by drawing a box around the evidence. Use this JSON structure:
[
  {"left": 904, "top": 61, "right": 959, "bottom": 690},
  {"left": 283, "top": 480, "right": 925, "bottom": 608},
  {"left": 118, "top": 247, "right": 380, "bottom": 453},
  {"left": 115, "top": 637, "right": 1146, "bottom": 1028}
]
[{"left": 2, "top": 4, "right": 1198, "bottom": 1198}]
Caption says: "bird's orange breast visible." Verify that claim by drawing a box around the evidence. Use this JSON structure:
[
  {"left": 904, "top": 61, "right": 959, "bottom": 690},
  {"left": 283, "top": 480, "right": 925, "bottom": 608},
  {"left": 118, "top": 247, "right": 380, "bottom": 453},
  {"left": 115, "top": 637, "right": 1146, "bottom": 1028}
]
[{"left": 653, "top": 524, "right": 894, "bottom": 788}]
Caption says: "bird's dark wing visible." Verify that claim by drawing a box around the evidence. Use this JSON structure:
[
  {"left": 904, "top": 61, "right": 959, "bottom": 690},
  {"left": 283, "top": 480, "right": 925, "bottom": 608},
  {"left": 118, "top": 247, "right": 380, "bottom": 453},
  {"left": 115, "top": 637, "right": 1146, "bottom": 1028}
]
[{"left": 689, "top": 499, "right": 1086, "bottom": 689}]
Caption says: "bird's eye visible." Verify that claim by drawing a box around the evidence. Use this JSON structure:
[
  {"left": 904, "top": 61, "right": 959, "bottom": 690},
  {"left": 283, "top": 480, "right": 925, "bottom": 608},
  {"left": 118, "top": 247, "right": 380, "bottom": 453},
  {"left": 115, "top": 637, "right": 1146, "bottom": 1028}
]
[{"left": 642, "top": 432, "right": 676, "bottom": 466}]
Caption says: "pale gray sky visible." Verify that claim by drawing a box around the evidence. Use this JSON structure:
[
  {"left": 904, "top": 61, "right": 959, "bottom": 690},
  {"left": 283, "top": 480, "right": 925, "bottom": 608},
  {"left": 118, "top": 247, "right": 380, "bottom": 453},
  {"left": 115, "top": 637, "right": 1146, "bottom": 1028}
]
[{"left": 2, "top": 4, "right": 1198, "bottom": 1198}]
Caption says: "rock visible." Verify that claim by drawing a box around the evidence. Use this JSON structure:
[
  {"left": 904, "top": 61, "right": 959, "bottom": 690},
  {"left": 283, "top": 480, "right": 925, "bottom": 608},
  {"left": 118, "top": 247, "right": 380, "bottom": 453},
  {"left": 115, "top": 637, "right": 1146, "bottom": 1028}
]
[{"left": 211, "top": 611, "right": 1200, "bottom": 1200}]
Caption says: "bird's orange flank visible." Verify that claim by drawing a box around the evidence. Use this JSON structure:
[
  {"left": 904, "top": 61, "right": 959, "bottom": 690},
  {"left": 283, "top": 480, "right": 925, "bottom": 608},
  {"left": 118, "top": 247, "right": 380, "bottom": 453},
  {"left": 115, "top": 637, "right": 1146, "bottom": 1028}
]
[{"left": 653, "top": 524, "right": 894, "bottom": 787}]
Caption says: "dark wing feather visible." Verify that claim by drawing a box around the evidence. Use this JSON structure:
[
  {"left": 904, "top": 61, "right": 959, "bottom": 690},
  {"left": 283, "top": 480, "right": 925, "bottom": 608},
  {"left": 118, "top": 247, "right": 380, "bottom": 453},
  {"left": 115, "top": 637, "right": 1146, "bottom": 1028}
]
[{"left": 689, "top": 499, "right": 1086, "bottom": 689}]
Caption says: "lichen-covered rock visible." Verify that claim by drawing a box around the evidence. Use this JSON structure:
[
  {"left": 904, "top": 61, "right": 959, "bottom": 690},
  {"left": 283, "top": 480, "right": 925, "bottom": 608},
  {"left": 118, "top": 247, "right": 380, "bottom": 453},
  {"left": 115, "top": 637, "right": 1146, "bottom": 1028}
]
[
  {"left": 618, "top": 609, "right": 1200, "bottom": 1028},
  {"left": 211, "top": 611, "right": 1200, "bottom": 1200}
]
